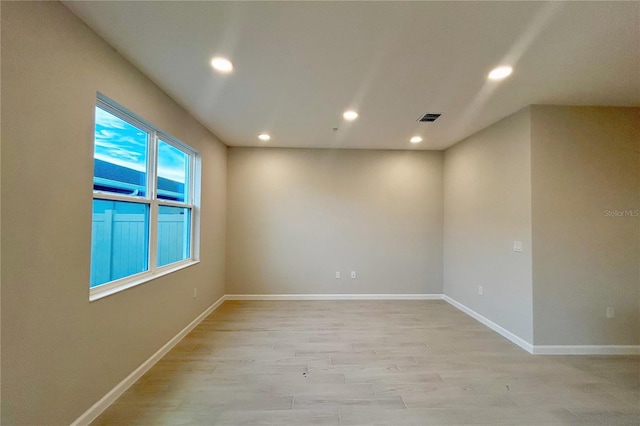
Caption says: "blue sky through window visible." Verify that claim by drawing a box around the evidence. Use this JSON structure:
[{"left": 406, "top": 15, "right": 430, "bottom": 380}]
[
  {"left": 94, "top": 106, "right": 147, "bottom": 173},
  {"left": 95, "top": 106, "right": 187, "bottom": 184},
  {"left": 158, "top": 140, "right": 188, "bottom": 184}
]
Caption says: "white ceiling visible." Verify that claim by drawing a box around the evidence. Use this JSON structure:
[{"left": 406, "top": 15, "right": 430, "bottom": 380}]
[{"left": 64, "top": 1, "right": 639, "bottom": 150}]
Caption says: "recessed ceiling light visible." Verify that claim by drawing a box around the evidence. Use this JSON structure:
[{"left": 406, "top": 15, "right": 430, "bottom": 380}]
[
  {"left": 258, "top": 133, "right": 271, "bottom": 141},
  {"left": 410, "top": 136, "right": 423, "bottom": 144},
  {"left": 210, "top": 57, "right": 233, "bottom": 73},
  {"left": 488, "top": 66, "right": 513, "bottom": 81},
  {"left": 343, "top": 110, "right": 358, "bottom": 121}
]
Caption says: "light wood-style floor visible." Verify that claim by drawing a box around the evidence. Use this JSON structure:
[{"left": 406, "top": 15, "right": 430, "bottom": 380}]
[{"left": 93, "top": 300, "right": 639, "bottom": 425}]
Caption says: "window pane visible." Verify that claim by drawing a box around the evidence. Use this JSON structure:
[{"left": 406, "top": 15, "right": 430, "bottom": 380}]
[
  {"left": 94, "top": 106, "right": 149, "bottom": 197},
  {"left": 90, "top": 200, "right": 149, "bottom": 287},
  {"left": 157, "top": 140, "right": 189, "bottom": 202},
  {"left": 157, "top": 206, "right": 191, "bottom": 267}
]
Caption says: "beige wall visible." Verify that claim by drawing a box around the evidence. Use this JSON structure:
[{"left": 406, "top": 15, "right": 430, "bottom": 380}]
[
  {"left": 531, "top": 106, "right": 640, "bottom": 345},
  {"left": 443, "top": 105, "right": 639, "bottom": 347},
  {"left": 1, "top": 2, "right": 227, "bottom": 424},
  {"left": 443, "top": 108, "right": 534, "bottom": 343},
  {"left": 227, "top": 148, "right": 443, "bottom": 295}
]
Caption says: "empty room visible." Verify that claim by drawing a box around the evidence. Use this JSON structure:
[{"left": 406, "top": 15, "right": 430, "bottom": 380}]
[{"left": 1, "top": 1, "right": 639, "bottom": 425}]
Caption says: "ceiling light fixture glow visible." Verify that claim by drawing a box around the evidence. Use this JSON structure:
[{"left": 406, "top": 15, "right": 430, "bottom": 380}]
[
  {"left": 210, "top": 57, "right": 233, "bottom": 73},
  {"left": 410, "top": 136, "right": 423, "bottom": 144},
  {"left": 258, "top": 133, "right": 271, "bottom": 141},
  {"left": 343, "top": 110, "right": 358, "bottom": 121},
  {"left": 488, "top": 66, "right": 513, "bottom": 81}
]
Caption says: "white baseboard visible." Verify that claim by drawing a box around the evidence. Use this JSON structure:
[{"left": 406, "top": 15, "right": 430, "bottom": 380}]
[
  {"left": 532, "top": 345, "right": 640, "bottom": 355},
  {"left": 442, "top": 295, "right": 640, "bottom": 355},
  {"left": 442, "top": 295, "right": 535, "bottom": 353},
  {"left": 71, "top": 295, "right": 227, "bottom": 426},
  {"left": 225, "top": 293, "right": 444, "bottom": 301}
]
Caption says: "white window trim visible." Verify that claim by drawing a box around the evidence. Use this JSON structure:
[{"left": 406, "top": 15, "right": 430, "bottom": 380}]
[
  {"left": 90, "top": 259, "right": 200, "bottom": 301},
  {"left": 90, "top": 93, "right": 201, "bottom": 301}
]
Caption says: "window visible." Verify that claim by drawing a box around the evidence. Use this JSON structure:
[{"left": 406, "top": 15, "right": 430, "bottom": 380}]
[{"left": 90, "top": 94, "right": 199, "bottom": 299}]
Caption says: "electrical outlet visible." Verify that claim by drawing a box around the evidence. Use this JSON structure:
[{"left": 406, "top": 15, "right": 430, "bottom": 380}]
[
  {"left": 478, "top": 286, "right": 483, "bottom": 295},
  {"left": 193, "top": 288, "right": 197, "bottom": 299},
  {"left": 606, "top": 307, "right": 615, "bottom": 318},
  {"left": 335, "top": 271, "right": 341, "bottom": 279},
  {"left": 351, "top": 271, "right": 357, "bottom": 279}
]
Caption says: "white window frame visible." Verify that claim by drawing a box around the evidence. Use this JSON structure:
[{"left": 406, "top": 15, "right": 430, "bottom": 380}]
[{"left": 90, "top": 93, "right": 201, "bottom": 301}]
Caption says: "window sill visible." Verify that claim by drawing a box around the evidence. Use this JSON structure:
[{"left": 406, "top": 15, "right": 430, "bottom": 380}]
[{"left": 89, "top": 260, "right": 200, "bottom": 302}]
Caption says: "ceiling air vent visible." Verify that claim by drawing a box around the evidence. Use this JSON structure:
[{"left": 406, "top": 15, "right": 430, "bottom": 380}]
[{"left": 418, "top": 113, "right": 442, "bottom": 122}]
